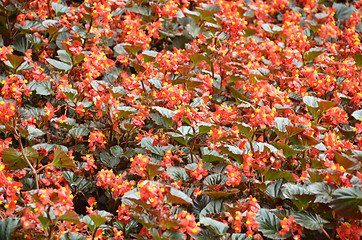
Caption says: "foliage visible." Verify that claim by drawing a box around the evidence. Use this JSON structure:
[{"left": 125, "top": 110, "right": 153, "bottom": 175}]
[{"left": 0, "top": 0, "right": 361, "bottom": 239}]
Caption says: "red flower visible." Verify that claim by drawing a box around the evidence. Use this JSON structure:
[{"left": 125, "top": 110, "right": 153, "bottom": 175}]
[{"left": 44, "top": 102, "right": 55, "bottom": 120}]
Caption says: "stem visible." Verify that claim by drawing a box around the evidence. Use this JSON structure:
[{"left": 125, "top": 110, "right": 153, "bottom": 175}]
[
  {"left": 91, "top": 227, "right": 99, "bottom": 240},
  {"left": 82, "top": 17, "right": 94, "bottom": 49},
  {"left": 321, "top": 227, "right": 331, "bottom": 240},
  {"left": 47, "top": 0, "right": 53, "bottom": 19},
  {"left": 123, "top": 130, "right": 131, "bottom": 152},
  {"left": 17, "top": 136, "right": 39, "bottom": 190},
  {"left": 46, "top": 207, "right": 53, "bottom": 240}
]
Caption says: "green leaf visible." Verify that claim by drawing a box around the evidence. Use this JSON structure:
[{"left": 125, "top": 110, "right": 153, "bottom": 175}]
[
  {"left": 243, "top": 28, "right": 257, "bottom": 37},
  {"left": 24, "top": 146, "right": 39, "bottom": 164},
  {"left": 304, "top": 48, "right": 324, "bottom": 62},
  {"left": 116, "top": 106, "right": 137, "bottom": 118},
  {"left": 166, "top": 166, "right": 190, "bottom": 181},
  {"left": 46, "top": 58, "right": 72, "bottom": 71},
  {"left": 1, "top": 148, "right": 27, "bottom": 170},
  {"left": 200, "top": 217, "right": 229, "bottom": 235},
  {"left": 130, "top": 213, "right": 156, "bottom": 229},
  {"left": 189, "top": 54, "right": 210, "bottom": 66},
  {"left": 166, "top": 187, "right": 192, "bottom": 204},
  {"left": 142, "top": 50, "right": 158, "bottom": 63},
  {"left": 334, "top": 151, "right": 360, "bottom": 170},
  {"left": 123, "top": 44, "right": 142, "bottom": 55},
  {"left": 317, "top": 100, "right": 338, "bottom": 113},
  {"left": 271, "top": 143, "right": 302, "bottom": 158},
  {"left": 237, "top": 123, "right": 253, "bottom": 140},
  {"left": 183, "top": 8, "right": 201, "bottom": 23},
  {"left": 256, "top": 209, "right": 286, "bottom": 239},
  {"left": 292, "top": 211, "right": 328, "bottom": 230},
  {"left": 59, "top": 211, "right": 80, "bottom": 225},
  {"left": 5, "top": 55, "right": 25, "bottom": 71},
  {"left": 286, "top": 125, "right": 305, "bottom": 137},
  {"left": 32, "top": 81, "right": 52, "bottom": 96},
  {"left": 51, "top": 146, "right": 76, "bottom": 169},
  {"left": 39, "top": 216, "right": 51, "bottom": 228},
  {"left": 0, "top": 217, "right": 20, "bottom": 240},
  {"left": 226, "top": 85, "right": 249, "bottom": 103},
  {"left": 331, "top": 186, "right": 362, "bottom": 219},
  {"left": 218, "top": 145, "right": 243, "bottom": 162},
  {"left": 167, "top": 132, "right": 188, "bottom": 145},
  {"left": 146, "top": 162, "right": 163, "bottom": 179},
  {"left": 352, "top": 54, "right": 362, "bottom": 67},
  {"left": 281, "top": 184, "right": 314, "bottom": 211},
  {"left": 89, "top": 214, "right": 108, "bottom": 228}
]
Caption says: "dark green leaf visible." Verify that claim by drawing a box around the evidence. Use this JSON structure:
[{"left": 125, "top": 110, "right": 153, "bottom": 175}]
[
  {"left": 152, "top": 106, "right": 175, "bottom": 118},
  {"left": 69, "top": 127, "right": 90, "bottom": 137},
  {"left": 274, "top": 117, "right": 292, "bottom": 133},
  {"left": 308, "top": 182, "right": 333, "bottom": 203},
  {"left": 46, "top": 58, "right": 72, "bottom": 71},
  {"left": 352, "top": 110, "right": 362, "bottom": 121},
  {"left": 110, "top": 145, "right": 123, "bottom": 157},
  {"left": 13, "top": 36, "right": 33, "bottom": 53},
  {"left": 265, "top": 179, "right": 283, "bottom": 198},
  {"left": 0, "top": 217, "right": 20, "bottom": 240},
  {"left": 292, "top": 211, "right": 328, "bottom": 230},
  {"left": 331, "top": 186, "right": 362, "bottom": 219},
  {"left": 140, "top": 137, "right": 168, "bottom": 156},
  {"left": 166, "top": 187, "right": 193, "bottom": 204},
  {"left": 199, "top": 199, "right": 226, "bottom": 217},
  {"left": 257, "top": 209, "right": 286, "bottom": 239},
  {"left": 333, "top": 3, "right": 354, "bottom": 20},
  {"left": 161, "top": 230, "right": 186, "bottom": 240},
  {"left": 200, "top": 217, "right": 229, "bottom": 235},
  {"left": 166, "top": 166, "right": 190, "bottom": 181},
  {"left": 263, "top": 167, "right": 295, "bottom": 182},
  {"left": 201, "top": 147, "right": 227, "bottom": 162}
]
